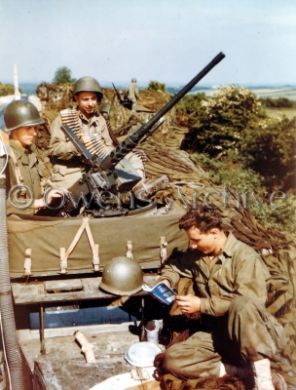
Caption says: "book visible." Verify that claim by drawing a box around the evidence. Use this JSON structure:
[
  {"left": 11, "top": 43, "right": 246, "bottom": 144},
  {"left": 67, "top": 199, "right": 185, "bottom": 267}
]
[{"left": 142, "top": 281, "right": 176, "bottom": 305}]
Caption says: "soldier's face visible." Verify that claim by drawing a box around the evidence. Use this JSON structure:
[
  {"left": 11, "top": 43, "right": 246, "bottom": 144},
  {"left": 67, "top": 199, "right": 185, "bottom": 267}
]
[
  {"left": 11, "top": 126, "right": 37, "bottom": 147},
  {"left": 186, "top": 226, "right": 219, "bottom": 255},
  {"left": 75, "top": 92, "right": 98, "bottom": 117}
]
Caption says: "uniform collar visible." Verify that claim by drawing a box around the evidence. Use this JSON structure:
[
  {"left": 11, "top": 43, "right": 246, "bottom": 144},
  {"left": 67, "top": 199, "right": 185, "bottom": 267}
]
[
  {"left": 217, "top": 232, "right": 237, "bottom": 264},
  {"left": 78, "top": 109, "right": 100, "bottom": 124},
  {"left": 9, "top": 140, "right": 36, "bottom": 166},
  {"left": 9, "top": 140, "right": 33, "bottom": 155}
]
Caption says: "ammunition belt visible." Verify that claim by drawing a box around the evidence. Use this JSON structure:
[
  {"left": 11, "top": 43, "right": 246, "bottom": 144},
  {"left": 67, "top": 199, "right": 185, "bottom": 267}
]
[{"left": 60, "top": 108, "right": 112, "bottom": 161}]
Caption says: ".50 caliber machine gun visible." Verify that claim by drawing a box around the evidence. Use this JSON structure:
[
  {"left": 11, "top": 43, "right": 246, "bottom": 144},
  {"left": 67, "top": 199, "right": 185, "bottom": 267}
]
[{"left": 60, "top": 52, "right": 225, "bottom": 217}]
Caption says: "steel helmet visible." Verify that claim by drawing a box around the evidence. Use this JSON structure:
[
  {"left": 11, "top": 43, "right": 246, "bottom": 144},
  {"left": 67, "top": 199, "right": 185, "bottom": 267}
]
[
  {"left": 73, "top": 76, "right": 103, "bottom": 99},
  {"left": 100, "top": 257, "right": 143, "bottom": 296},
  {"left": 4, "top": 100, "right": 45, "bottom": 133}
]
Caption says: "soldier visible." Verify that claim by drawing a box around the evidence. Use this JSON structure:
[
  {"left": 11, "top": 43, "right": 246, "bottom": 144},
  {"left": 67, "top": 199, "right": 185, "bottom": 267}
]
[
  {"left": 49, "top": 76, "right": 145, "bottom": 191},
  {"left": 4, "top": 100, "right": 62, "bottom": 215},
  {"left": 128, "top": 78, "right": 140, "bottom": 112},
  {"left": 159, "top": 206, "right": 286, "bottom": 390}
]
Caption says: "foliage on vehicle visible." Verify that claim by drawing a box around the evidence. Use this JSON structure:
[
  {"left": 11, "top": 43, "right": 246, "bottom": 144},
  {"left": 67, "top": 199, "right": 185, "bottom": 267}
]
[{"left": 176, "top": 93, "right": 206, "bottom": 126}]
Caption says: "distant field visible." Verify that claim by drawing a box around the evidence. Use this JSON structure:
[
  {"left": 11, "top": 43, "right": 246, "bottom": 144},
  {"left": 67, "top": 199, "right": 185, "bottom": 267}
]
[
  {"left": 252, "top": 88, "right": 296, "bottom": 101},
  {"left": 198, "top": 86, "right": 296, "bottom": 101},
  {"left": 196, "top": 86, "right": 296, "bottom": 119},
  {"left": 253, "top": 88, "right": 296, "bottom": 119},
  {"left": 266, "top": 107, "right": 296, "bottom": 120}
]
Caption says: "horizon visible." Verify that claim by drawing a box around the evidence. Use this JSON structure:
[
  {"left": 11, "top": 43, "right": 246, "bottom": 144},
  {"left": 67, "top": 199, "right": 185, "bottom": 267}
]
[
  {"left": 3, "top": 76, "right": 296, "bottom": 89},
  {"left": 14, "top": 81, "right": 296, "bottom": 102},
  {"left": 16, "top": 81, "right": 296, "bottom": 90},
  {"left": 3, "top": 78, "right": 296, "bottom": 88}
]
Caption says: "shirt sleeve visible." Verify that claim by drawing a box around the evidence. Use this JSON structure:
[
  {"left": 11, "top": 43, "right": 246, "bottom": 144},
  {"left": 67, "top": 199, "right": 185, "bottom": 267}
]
[
  {"left": 200, "top": 296, "right": 231, "bottom": 317},
  {"left": 49, "top": 116, "right": 79, "bottom": 159},
  {"left": 160, "top": 250, "right": 195, "bottom": 289},
  {"left": 160, "top": 264, "right": 181, "bottom": 289},
  {"left": 200, "top": 251, "right": 269, "bottom": 317}
]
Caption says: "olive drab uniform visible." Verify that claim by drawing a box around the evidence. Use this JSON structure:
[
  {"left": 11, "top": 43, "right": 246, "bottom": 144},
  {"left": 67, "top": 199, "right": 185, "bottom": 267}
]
[
  {"left": 128, "top": 80, "right": 139, "bottom": 112},
  {"left": 7, "top": 140, "right": 46, "bottom": 215},
  {"left": 161, "top": 233, "right": 286, "bottom": 378},
  {"left": 49, "top": 108, "right": 145, "bottom": 190}
]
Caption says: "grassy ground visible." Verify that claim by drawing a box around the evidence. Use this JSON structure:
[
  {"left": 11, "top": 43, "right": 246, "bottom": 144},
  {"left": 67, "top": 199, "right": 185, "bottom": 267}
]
[
  {"left": 252, "top": 88, "right": 296, "bottom": 119},
  {"left": 266, "top": 107, "right": 296, "bottom": 119}
]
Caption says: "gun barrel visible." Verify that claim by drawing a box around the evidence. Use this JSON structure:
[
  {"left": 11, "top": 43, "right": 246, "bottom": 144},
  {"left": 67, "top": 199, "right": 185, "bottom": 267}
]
[
  {"left": 112, "top": 82, "right": 123, "bottom": 104},
  {"left": 101, "top": 52, "right": 225, "bottom": 170}
]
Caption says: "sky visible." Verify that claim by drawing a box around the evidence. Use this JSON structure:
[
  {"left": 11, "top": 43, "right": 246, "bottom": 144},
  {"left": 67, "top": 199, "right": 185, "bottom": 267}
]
[{"left": 0, "top": 0, "right": 295, "bottom": 86}]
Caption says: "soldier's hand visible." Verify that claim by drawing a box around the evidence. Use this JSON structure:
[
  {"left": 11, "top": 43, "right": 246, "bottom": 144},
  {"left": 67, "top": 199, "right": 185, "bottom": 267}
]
[
  {"left": 34, "top": 189, "right": 66, "bottom": 210},
  {"left": 176, "top": 294, "right": 201, "bottom": 315},
  {"left": 160, "top": 279, "right": 172, "bottom": 288},
  {"left": 46, "top": 189, "right": 65, "bottom": 204},
  {"left": 43, "top": 188, "right": 69, "bottom": 206}
]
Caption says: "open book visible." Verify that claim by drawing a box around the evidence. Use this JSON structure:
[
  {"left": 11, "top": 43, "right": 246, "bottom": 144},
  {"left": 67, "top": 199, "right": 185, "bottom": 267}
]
[{"left": 142, "top": 281, "right": 176, "bottom": 305}]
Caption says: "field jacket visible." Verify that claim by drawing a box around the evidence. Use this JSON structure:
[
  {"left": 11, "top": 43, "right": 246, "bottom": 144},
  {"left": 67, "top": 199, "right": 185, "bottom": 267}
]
[{"left": 161, "top": 232, "right": 270, "bottom": 317}]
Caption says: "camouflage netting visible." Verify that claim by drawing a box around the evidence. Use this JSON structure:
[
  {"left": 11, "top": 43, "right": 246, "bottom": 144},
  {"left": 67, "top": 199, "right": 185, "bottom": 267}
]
[
  {"left": 37, "top": 82, "right": 73, "bottom": 108},
  {"left": 37, "top": 85, "right": 295, "bottom": 387}
]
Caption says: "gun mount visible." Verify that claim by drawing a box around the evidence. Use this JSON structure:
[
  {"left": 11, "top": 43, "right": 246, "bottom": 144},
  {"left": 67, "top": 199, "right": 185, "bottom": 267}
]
[{"left": 60, "top": 52, "right": 225, "bottom": 216}]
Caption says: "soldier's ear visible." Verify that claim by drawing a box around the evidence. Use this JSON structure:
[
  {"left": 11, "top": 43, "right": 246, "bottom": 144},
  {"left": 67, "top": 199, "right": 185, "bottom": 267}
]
[
  {"left": 73, "top": 92, "right": 81, "bottom": 103},
  {"left": 209, "top": 228, "right": 220, "bottom": 237}
]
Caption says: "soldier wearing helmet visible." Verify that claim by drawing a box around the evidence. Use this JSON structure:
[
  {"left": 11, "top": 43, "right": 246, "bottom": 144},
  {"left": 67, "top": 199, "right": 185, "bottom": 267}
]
[
  {"left": 48, "top": 76, "right": 145, "bottom": 191},
  {"left": 4, "top": 100, "right": 62, "bottom": 214}
]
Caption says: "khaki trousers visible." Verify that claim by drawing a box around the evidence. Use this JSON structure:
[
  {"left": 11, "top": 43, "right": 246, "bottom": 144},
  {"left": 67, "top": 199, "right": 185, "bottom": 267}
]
[{"left": 163, "top": 296, "right": 285, "bottom": 379}]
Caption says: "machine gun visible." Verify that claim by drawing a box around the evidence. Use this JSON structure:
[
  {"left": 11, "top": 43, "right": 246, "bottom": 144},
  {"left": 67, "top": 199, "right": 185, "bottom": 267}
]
[
  {"left": 101, "top": 52, "right": 225, "bottom": 171},
  {"left": 112, "top": 82, "right": 133, "bottom": 110},
  {"left": 61, "top": 52, "right": 225, "bottom": 216}
]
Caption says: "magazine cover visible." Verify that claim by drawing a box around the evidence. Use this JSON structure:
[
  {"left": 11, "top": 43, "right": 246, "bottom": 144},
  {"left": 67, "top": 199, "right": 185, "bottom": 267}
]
[{"left": 0, "top": 1, "right": 295, "bottom": 389}]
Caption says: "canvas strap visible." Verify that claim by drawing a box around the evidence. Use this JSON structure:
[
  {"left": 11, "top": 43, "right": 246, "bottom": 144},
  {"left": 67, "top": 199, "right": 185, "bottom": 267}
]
[
  {"left": 59, "top": 217, "right": 99, "bottom": 273},
  {"left": 9, "top": 148, "right": 25, "bottom": 185}
]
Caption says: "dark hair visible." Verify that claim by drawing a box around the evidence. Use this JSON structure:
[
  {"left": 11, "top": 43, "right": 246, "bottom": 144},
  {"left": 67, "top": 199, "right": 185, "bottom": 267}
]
[{"left": 179, "top": 206, "right": 223, "bottom": 232}]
